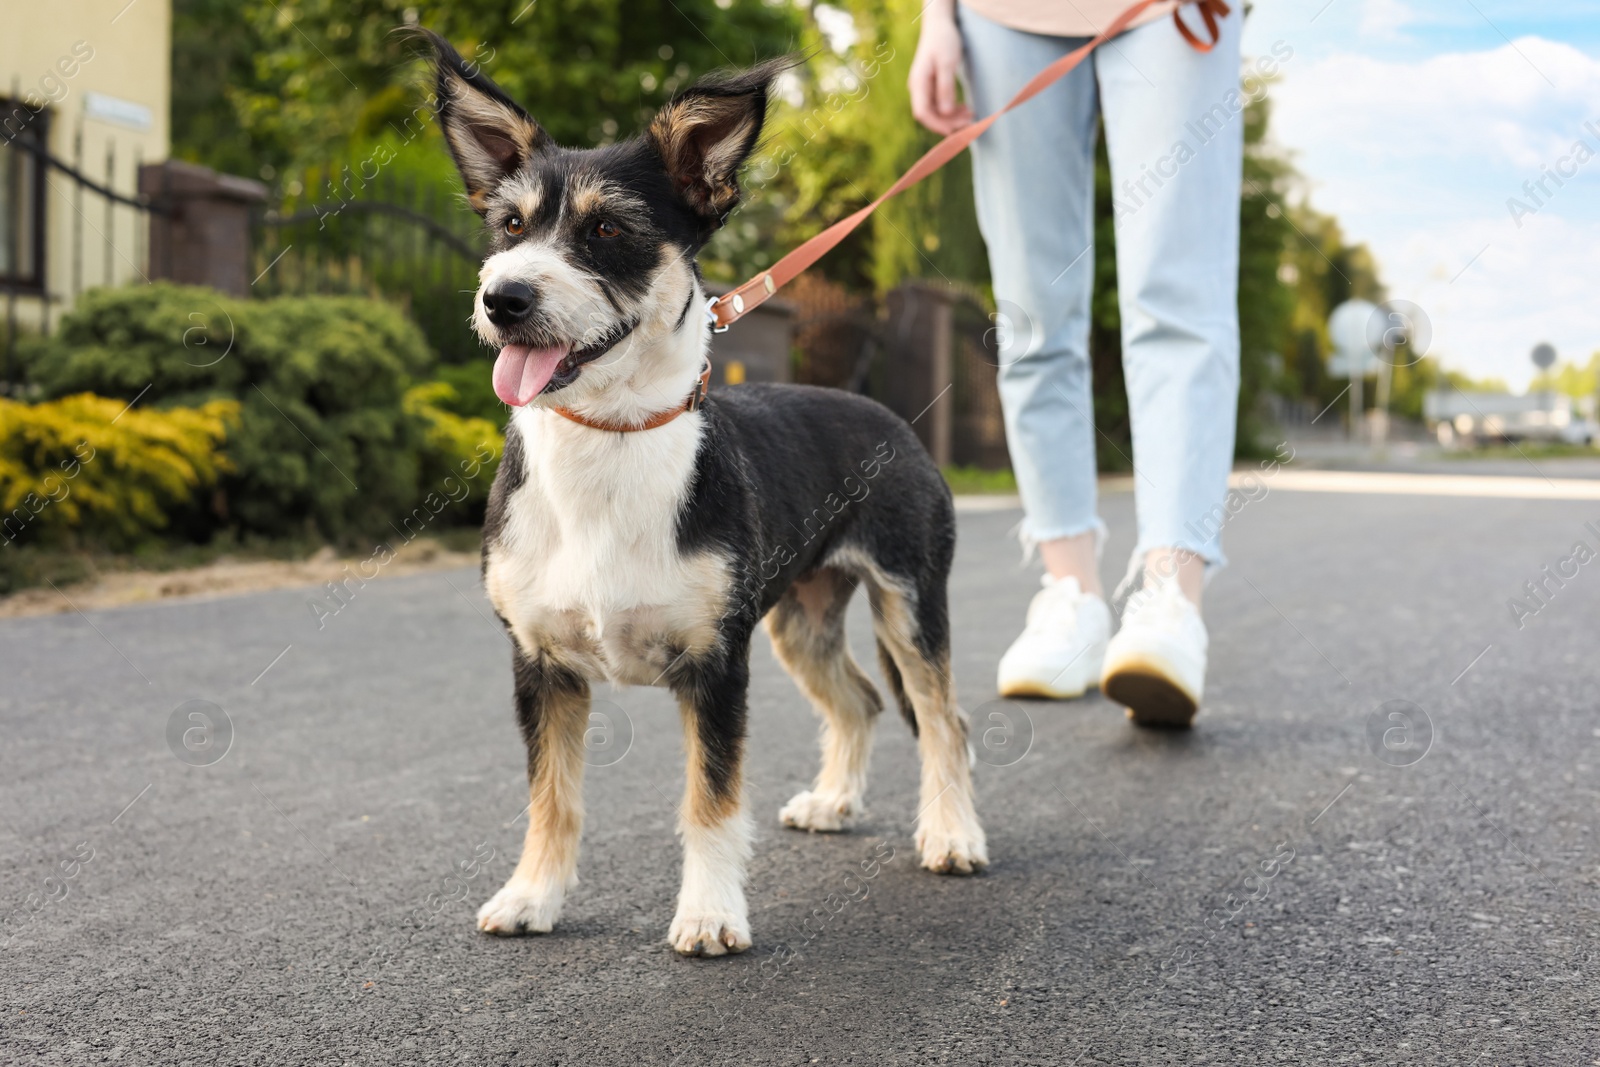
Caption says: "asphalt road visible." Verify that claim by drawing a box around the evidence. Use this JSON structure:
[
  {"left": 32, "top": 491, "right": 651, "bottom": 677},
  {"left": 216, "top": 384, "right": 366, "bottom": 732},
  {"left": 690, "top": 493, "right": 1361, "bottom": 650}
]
[{"left": 3, "top": 481, "right": 1599, "bottom": 1065}]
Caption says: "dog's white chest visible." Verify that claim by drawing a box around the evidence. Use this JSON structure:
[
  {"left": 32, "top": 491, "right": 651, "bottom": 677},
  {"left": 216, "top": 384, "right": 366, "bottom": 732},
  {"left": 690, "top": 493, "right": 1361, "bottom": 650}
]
[{"left": 483, "top": 409, "right": 729, "bottom": 686}]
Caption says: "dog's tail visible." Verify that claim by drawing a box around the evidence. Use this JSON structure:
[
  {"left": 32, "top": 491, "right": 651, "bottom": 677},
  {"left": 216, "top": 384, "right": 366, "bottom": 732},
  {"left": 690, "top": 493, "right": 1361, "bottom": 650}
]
[{"left": 876, "top": 639, "right": 918, "bottom": 738}]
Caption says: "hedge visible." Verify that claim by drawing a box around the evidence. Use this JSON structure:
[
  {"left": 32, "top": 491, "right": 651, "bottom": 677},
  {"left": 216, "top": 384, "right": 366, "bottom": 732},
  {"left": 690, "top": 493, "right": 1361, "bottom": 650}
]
[
  {"left": 24, "top": 284, "right": 500, "bottom": 544},
  {"left": 0, "top": 393, "right": 236, "bottom": 550}
]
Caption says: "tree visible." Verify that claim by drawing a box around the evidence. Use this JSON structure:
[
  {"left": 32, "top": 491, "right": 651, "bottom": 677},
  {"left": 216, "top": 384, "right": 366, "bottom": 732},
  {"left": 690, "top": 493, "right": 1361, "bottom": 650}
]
[
  {"left": 1274, "top": 204, "right": 1385, "bottom": 409},
  {"left": 172, "top": 0, "right": 802, "bottom": 179},
  {"left": 1531, "top": 354, "right": 1600, "bottom": 400},
  {"left": 171, "top": 0, "right": 275, "bottom": 178}
]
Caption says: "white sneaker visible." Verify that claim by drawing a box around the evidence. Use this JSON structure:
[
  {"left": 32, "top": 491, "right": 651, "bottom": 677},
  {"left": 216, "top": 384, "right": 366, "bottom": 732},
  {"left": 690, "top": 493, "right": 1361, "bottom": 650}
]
[
  {"left": 1101, "top": 577, "right": 1208, "bottom": 727},
  {"left": 996, "top": 576, "right": 1112, "bottom": 700}
]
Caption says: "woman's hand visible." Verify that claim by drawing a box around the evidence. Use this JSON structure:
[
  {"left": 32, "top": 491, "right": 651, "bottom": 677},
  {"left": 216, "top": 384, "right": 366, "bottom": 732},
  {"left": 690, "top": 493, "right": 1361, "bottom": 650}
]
[{"left": 909, "top": 5, "right": 973, "bottom": 135}]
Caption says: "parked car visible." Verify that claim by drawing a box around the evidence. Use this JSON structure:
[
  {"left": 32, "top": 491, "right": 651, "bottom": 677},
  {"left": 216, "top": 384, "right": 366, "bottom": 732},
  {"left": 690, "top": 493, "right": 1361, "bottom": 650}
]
[{"left": 1425, "top": 389, "right": 1597, "bottom": 446}]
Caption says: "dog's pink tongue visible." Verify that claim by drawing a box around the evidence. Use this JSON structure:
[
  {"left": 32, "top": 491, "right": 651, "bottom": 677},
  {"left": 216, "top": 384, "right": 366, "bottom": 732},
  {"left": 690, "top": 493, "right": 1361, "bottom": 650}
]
[{"left": 493, "top": 344, "right": 569, "bottom": 406}]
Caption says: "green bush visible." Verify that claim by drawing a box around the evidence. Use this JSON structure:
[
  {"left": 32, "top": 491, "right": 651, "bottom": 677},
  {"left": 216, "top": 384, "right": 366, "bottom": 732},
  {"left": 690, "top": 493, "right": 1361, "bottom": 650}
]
[
  {"left": 426, "top": 362, "right": 507, "bottom": 428},
  {"left": 24, "top": 283, "right": 484, "bottom": 544},
  {"left": 0, "top": 393, "right": 236, "bottom": 550},
  {"left": 402, "top": 381, "right": 503, "bottom": 525}
]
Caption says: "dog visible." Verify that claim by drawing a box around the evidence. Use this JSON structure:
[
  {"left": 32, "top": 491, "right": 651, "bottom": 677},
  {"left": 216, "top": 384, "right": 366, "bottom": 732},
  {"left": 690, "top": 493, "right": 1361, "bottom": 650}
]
[{"left": 420, "top": 32, "right": 987, "bottom": 956}]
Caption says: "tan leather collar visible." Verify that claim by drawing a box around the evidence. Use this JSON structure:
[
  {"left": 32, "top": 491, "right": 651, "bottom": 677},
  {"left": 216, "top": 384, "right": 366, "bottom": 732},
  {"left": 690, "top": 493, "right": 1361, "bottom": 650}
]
[{"left": 550, "top": 359, "right": 712, "bottom": 433}]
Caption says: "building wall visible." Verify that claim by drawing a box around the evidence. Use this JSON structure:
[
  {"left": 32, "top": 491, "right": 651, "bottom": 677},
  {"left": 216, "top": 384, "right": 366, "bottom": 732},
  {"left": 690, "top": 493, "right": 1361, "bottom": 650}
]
[{"left": 1, "top": 0, "right": 171, "bottom": 332}]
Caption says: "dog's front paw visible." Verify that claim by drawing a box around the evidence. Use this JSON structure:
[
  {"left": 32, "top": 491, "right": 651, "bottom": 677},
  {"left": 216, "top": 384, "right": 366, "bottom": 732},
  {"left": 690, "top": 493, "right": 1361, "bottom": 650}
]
[
  {"left": 779, "top": 789, "right": 858, "bottom": 833},
  {"left": 477, "top": 880, "right": 563, "bottom": 935},
  {"left": 915, "top": 825, "right": 989, "bottom": 876},
  {"left": 669, "top": 912, "right": 752, "bottom": 957}
]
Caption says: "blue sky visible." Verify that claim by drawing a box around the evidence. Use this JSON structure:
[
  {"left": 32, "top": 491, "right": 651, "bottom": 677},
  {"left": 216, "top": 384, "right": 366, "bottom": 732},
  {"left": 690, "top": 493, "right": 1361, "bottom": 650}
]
[{"left": 1240, "top": 0, "right": 1600, "bottom": 388}]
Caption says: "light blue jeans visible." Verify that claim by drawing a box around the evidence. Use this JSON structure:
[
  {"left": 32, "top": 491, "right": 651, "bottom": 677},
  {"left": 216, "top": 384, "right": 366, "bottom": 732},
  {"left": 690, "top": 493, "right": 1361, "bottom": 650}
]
[{"left": 961, "top": 4, "right": 1243, "bottom": 576}]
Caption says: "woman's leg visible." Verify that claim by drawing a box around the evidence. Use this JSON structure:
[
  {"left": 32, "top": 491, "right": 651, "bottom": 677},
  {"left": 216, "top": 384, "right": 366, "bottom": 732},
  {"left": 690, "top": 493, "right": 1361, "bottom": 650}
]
[
  {"left": 1092, "top": 10, "right": 1243, "bottom": 726},
  {"left": 962, "top": 6, "right": 1117, "bottom": 701},
  {"left": 960, "top": 4, "right": 1104, "bottom": 590},
  {"left": 1095, "top": 9, "right": 1244, "bottom": 603}
]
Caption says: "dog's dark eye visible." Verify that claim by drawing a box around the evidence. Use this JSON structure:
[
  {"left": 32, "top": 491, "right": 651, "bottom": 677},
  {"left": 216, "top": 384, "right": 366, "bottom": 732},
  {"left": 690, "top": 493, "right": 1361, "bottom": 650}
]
[
  {"left": 505, "top": 216, "right": 525, "bottom": 237},
  {"left": 592, "top": 220, "right": 621, "bottom": 239}
]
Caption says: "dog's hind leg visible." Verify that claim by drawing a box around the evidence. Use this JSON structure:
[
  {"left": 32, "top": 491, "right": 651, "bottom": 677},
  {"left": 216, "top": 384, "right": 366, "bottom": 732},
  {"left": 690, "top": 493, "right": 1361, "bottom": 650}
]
[
  {"left": 477, "top": 650, "right": 589, "bottom": 935},
  {"left": 866, "top": 573, "right": 988, "bottom": 875},
  {"left": 768, "top": 567, "right": 883, "bottom": 832},
  {"left": 668, "top": 642, "right": 754, "bottom": 956}
]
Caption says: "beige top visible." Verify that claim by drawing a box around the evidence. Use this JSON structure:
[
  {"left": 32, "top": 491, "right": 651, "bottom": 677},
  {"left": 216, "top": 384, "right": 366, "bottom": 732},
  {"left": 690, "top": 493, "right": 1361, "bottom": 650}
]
[{"left": 962, "top": 0, "right": 1178, "bottom": 38}]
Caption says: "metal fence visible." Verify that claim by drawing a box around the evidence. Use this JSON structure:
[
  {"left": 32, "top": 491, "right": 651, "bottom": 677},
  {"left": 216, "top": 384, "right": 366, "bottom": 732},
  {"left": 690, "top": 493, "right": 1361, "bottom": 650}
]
[
  {"left": 1, "top": 117, "right": 157, "bottom": 389},
  {"left": 787, "top": 275, "right": 1009, "bottom": 471},
  {"left": 946, "top": 294, "right": 1010, "bottom": 470},
  {"left": 250, "top": 166, "right": 485, "bottom": 363}
]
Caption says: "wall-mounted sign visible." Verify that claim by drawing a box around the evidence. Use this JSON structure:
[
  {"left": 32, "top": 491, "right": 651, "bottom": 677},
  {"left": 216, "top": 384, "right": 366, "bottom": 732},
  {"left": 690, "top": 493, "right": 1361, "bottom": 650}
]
[{"left": 84, "top": 91, "right": 152, "bottom": 132}]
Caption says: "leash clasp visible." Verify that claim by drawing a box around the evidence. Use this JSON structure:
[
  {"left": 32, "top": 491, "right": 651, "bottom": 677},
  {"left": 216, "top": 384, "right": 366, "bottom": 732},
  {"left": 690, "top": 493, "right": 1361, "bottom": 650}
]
[{"left": 705, "top": 295, "right": 731, "bottom": 335}]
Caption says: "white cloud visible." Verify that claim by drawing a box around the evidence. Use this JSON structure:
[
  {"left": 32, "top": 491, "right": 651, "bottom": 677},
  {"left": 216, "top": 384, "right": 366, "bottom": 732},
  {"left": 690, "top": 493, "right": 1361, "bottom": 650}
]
[
  {"left": 1268, "top": 37, "right": 1600, "bottom": 388},
  {"left": 1273, "top": 37, "right": 1600, "bottom": 170},
  {"left": 1359, "top": 0, "right": 1420, "bottom": 41},
  {"left": 1386, "top": 215, "right": 1599, "bottom": 388}
]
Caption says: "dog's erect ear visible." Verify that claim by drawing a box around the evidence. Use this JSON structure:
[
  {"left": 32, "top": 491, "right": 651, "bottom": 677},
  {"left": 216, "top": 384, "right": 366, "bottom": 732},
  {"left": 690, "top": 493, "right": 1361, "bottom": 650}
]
[
  {"left": 417, "top": 29, "right": 548, "bottom": 213},
  {"left": 647, "top": 59, "right": 790, "bottom": 223}
]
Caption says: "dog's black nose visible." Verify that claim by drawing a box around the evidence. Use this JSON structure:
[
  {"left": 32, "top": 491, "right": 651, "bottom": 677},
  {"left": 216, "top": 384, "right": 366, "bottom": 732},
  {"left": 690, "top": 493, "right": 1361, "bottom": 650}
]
[{"left": 482, "top": 281, "right": 536, "bottom": 327}]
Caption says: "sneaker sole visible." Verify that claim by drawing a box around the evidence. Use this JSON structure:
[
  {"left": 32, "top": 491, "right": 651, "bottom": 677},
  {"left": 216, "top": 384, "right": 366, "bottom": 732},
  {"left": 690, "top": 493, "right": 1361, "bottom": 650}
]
[
  {"left": 1101, "top": 663, "right": 1198, "bottom": 729},
  {"left": 998, "top": 679, "right": 1094, "bottom": 701}
]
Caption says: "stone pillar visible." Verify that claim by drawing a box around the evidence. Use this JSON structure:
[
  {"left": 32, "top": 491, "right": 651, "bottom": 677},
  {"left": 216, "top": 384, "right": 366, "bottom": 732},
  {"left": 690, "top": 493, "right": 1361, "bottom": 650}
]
[{"left": 139, "top": 161, "right": 268, "bottom": 295}]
